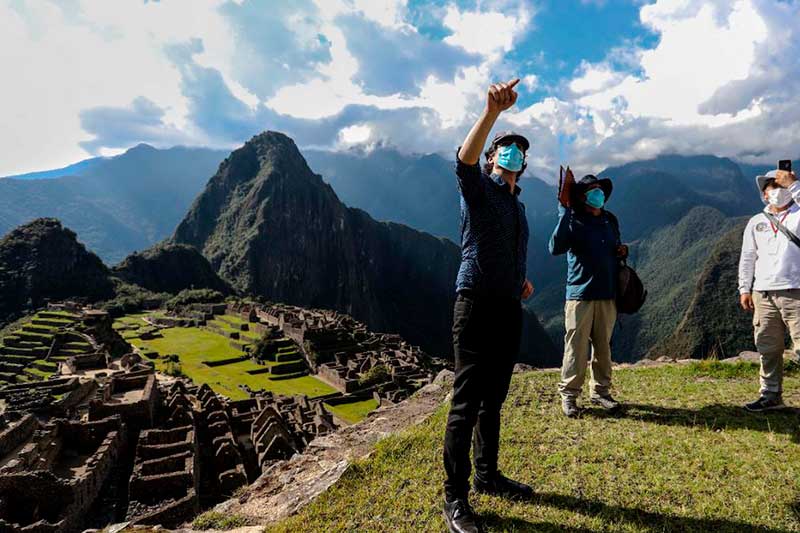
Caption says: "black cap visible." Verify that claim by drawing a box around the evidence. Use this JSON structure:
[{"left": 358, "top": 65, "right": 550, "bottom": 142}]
[{"left": 490, "top": 131, "right": 530, "bottom": 151}]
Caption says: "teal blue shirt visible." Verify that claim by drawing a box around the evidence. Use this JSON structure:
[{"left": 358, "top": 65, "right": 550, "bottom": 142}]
[{"left": 549, "top": 204, "right": 620, "bottom": 300}]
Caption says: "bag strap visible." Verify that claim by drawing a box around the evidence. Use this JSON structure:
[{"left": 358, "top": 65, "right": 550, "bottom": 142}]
[
  {"left": 764, "top": 211, "right": 800, "bottom": 249},
  {"left": 605, "top": 211, "right": 625, "bottom": 265}
]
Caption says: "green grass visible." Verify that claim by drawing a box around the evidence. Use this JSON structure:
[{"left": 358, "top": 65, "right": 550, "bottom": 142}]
[
  {"left": 208, "top": 316, "right": 259, "bottom": 343},
  {"left": 192, "top": 511, "right": 249, "bottom": 530},
  {"left": 38, "top": 310, "right": 79, "bottom": 319},
  {"left": 325, "top": 398, "right": 380, "bottom": 424},
  {"left": 219, "top": 313, "right": 248, "bottom": 325},
  {"left": 128, "top": 325, "right": 335, "bottom": 401},
  {"left": 26, "top": 367, "right": 53, "bottom": 379},
  {"left": 269, "top": 363, "right": 800, "bottom": 533}
]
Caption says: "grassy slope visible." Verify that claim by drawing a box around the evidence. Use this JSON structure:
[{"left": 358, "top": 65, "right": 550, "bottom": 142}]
[
  {"left": 270, "top": 362, "right": 800, "bottom": 533},
  {"left": 325, "top": 398, "right": 381, "bottom": 424}
]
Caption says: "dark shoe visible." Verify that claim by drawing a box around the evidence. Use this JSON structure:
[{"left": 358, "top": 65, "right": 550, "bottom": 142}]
[
  {"left": 591, "top": 394, "right": 621, "bottom": 411},
  {"left": 473, "top": 471, "right": 534, "bottom": 500},
  {"left": 744, "top": 395, "right": 785, "bottom": 412},
  {"left": 561, "top": 397, "right": 580, "bottom": 418},
  {"left": 443, "top": 499, "right": 481, "bottom": 533}
]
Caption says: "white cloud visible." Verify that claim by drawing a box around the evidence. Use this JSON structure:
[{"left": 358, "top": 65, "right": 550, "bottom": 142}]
[
  {"left": 443, "top": 4, "right": 531, "bottom": 58},
  {"left": 575, "top": 0, "right": 768, "bottom": 126},
  {"left": 521, "top": 74, "right": 539, "bottom": 91},
  {"left": 6, "top": 0, "right": 800, "bottom": 182},
  {"left": 338, "top": 123, "right": 372, "bottom": 144},
  {"left": 498, "top": 0, "right": 800, "bottom": 179},
  {"left": 0, "top": 1, "right": 196, "bottom": 174},
  {"left": 351, "top": 0, "right": 408, "bottom": 29},
  {"left": 569, "top": 64, "right": 620, "bottom": 95}
]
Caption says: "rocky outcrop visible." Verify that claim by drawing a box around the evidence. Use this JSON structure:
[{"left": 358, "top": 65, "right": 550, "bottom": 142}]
[
  {"left": 0, "top": 218, "right": 115, "bottom": 324},
  {"left": 113, "top": 242, "right": 231, "bottom": 295}
]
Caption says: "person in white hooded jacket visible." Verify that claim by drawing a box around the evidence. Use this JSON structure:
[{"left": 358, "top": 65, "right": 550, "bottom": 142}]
[{"left": 738, "top": 167, "right": 800, "bottom": 411}]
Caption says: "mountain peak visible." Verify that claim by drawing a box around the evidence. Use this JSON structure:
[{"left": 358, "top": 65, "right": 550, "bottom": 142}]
[
  {"left": 127, "top": 142, "right": 157, "bottom": 153},
  {"left": 0, "top": 218, "right": 114, "bottom": 322},
  {"left": 239, "top": 130, "right": 311, "bottom": 173}
]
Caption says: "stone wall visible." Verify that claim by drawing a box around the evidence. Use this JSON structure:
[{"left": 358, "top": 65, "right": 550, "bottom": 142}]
[
  {"left": 88, "top": 372, "right": 159, "bottom": 429},
  {"left": 0, "top": 415, "right": 124, "bottom": 533},
  {"left": 127, "top": 423, "right": 200, "bottom": 528},
  {"left": 0, "top": 414, "right": 37, "bottom": 461}
]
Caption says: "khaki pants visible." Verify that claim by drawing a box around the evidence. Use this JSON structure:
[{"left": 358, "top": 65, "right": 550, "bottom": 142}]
[
  {"left": 559, "top": 299, "right": 617, "bottom": 399},
  {"left": 752, "top": 290, "right": 800, "bottom": 398}
]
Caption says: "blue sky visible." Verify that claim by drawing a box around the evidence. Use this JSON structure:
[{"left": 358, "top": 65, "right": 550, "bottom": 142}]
[{"left": 2, "top": 0, "right": 799, "bottom": 178}]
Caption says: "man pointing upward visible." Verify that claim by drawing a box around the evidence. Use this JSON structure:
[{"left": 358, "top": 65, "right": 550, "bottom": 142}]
[{"left": 442, "top": 78, "right": 534, "bottom": 533}]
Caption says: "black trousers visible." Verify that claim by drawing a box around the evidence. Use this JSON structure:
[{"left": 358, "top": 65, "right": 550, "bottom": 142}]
[{"left": 443, "top": 290, "right": 522, "bottom": 501}]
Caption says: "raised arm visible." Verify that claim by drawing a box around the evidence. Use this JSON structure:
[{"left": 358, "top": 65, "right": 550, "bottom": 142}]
[
  {"left": 458, "top": 78, "right": 520, "bottom": 164},
  {"left": 549, "top": 204, "right": 573, "bottom": 256}
]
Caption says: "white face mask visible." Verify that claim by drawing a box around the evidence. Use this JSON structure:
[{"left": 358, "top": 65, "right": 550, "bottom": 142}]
[{"left": 767, "top": 187, "right": 793, "bottom": 207}]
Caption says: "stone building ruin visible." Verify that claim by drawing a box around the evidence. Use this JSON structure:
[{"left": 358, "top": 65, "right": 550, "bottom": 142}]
[{"left": 0, "top": 299, "right": 439, "bottom": 531}]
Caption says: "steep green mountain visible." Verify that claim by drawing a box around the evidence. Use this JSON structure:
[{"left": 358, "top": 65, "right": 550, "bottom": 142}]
[
  {"left": 0, "top": 218, "right": 115, "bottom": 325},
  {"left": 172, "top": 131, "right": 559, "bottom": 363},
  {"left": 649, "top": 218, "right": 751, "bottom": 360},
  {"left": 613, "top": 206, "right": 732, "bottom": 361},
  {"left": 113, "top": 242, "right": 231, "bottom": 295},
  {"left": 600, "top": 154, "right": 762, "bottom": 226},
  {"left": 0, "top": 144, "right": 228, "bottom": 264}
]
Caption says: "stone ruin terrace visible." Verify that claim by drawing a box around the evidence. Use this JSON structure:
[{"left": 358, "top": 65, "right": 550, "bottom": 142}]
[
  {"left": 0, "top": 299, "right": 437, "bottom": 531},
  {"left": 250, "top": 301, "right": 441, "bottom": 402}
]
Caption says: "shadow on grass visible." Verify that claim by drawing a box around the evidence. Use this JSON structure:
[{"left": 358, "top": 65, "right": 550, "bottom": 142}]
[
  {"left": 535, "top": 492, "right": 793, "bottom": 533},
  {"left": 480, "top": 493, "right": 793, "bottom": 532},
  {"left": 582, "top": 402, "right": 800, "bottom": 443},
  {"left": 480, "top": 511, "right": 593, "bottom": 532}
]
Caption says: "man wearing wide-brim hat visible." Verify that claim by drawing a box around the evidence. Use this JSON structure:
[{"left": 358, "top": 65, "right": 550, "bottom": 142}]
[
  {"left": 738, "top": 167, "right": 800, "bottom": 412},
  {"left": 549, "top": 170, "right": 628, "bottom": 418}
]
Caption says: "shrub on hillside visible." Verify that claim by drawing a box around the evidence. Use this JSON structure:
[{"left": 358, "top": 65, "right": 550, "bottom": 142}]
[
  {"left": 165, "top": 288, "right": 224, "bottom": 311},
  {"left": 358, "top": 364, "right": 390, "bottom": 388},
  {"left": 252, "top": 335, "right": 275, "bottom": 360},
  {"left": 102, "top": 280, "right": 168, "bottom": 317}
]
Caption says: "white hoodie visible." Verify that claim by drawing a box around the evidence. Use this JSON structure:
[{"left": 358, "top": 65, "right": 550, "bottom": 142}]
[{"left": 738, "top": 181, "right": 800, "bottom": 294}]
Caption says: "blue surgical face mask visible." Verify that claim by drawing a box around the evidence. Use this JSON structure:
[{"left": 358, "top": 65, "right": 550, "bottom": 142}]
[
  {"left": 496, "top": 143, "right": 524, "bottom": 172},
  {"left": 585, "top": 188, "right": 606, "bottom": 209}
]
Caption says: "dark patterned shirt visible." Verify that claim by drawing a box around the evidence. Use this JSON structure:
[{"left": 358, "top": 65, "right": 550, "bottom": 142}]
[{"left": 454, "top": 151, "right": 529, "bottom": 300}]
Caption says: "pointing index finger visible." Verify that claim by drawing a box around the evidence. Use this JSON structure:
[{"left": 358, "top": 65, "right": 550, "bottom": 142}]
[{"left": 508, "top": 78, "right": 521, "bottom": 88}]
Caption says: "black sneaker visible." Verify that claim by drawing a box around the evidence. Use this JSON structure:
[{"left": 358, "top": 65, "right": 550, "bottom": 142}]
[
  {"left": 744, "top": 395, "right": 785, "bottom": 412},
  {"left": 590, "top": 394, "right": 621, "bottom": 411},
  {"left": 473, "top": 471, "right": 534, "bottom": 500},
  {"left": 562, "top": 397, "right": 580, "bottom": 418},
  {"left": 443, "top": 499, "right": 481, "bottom": 533}
]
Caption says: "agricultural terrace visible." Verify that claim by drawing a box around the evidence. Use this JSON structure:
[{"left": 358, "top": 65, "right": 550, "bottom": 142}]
[{"left": 0, "top": 310, "right": 87, "bottom": 386}]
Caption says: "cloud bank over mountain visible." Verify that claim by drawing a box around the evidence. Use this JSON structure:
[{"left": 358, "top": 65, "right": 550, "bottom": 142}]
[{"left": 2, "top": 0, "right": 797, "bottom": 177}]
